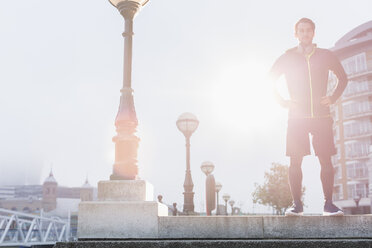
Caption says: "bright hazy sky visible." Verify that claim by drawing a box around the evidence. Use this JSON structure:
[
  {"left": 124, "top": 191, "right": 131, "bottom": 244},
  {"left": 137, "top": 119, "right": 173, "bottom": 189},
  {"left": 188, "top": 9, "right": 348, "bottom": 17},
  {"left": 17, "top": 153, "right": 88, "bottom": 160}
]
[{"left": 0, "top": 0, "right": 371, "bottom": 213}]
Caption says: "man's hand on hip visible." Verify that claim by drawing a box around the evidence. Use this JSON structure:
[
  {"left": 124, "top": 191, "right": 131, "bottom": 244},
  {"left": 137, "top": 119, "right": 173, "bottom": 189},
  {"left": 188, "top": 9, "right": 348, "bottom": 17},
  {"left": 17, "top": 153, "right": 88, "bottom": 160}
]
[{"left": 320, "top": 96, "right": 333, "bottom": 107}]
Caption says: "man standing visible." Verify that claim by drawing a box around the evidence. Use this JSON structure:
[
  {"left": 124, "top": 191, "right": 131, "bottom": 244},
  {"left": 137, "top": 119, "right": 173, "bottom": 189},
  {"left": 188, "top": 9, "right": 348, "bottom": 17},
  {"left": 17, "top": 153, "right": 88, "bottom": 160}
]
[{"left": 270, "top": 18, "right": 347, "bottom": 216}]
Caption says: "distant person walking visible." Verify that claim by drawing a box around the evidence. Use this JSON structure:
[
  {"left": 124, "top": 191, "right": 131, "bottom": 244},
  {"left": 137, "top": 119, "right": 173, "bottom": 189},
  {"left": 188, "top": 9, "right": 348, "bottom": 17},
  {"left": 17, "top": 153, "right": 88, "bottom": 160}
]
[
  {"left": 172, "top": 203, "right": 178, "bottom": 216},
  {"left": 270, "top": 18, "right": 347, "bottom": 216},
  {"left": 157, "top": 195, "right": 163, "bottom": 203}
]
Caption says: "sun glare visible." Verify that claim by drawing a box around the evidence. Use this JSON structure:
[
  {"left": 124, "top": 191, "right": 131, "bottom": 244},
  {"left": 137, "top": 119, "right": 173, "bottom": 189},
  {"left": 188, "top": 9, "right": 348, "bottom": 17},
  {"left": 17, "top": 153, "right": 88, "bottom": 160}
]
[{"left": 206, "top": 59, "right": 288, "bottom": 135}]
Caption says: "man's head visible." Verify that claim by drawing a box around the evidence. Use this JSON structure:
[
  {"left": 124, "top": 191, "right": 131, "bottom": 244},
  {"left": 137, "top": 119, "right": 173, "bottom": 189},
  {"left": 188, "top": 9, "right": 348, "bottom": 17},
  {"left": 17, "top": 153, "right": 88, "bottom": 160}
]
[{"left": 295, "top": 18, "right": 315, "bottom": 46}]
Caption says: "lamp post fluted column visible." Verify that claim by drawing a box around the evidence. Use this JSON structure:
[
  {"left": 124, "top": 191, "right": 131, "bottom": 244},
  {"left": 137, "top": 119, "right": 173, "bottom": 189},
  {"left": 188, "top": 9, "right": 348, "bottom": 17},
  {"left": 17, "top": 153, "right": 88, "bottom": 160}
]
[
  {"left": 109, "top": 0, "right": 148, "bottom": 180},
  {"left": 184, "top": 136, "right": 194, "bottom": 213},
  {"left": 176, "top": 113, "right": 199, "bottom": 214}
]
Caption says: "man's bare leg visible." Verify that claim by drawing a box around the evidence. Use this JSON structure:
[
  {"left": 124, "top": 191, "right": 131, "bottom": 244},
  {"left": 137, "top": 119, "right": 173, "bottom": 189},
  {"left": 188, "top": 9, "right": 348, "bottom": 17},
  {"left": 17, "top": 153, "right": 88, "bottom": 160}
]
[
  {"left": 318, "top": 156, "right": 334, "bottom": 202},
  {"left": 318, "top": 155, "right": 344, "bottom": 216},
  {"left": 285, "top": 156, "right": 304, "bottom": 216},
  {"left": 289, "top": 156, "right": 304, "bottom": 203}
]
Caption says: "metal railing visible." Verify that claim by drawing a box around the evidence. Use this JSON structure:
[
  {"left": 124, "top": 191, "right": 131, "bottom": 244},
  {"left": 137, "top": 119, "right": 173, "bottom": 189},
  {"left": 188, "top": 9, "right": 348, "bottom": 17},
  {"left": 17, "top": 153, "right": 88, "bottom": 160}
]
[{"left": 0, "top": 208, "right": 69, "bottom": 247}]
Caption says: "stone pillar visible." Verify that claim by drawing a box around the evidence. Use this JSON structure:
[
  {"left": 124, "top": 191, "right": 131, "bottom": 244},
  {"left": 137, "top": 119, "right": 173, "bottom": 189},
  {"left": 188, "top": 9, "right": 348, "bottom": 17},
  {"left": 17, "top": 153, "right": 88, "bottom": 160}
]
[{"left": 78, "top": 180, "right": 168, "bottom": 239}]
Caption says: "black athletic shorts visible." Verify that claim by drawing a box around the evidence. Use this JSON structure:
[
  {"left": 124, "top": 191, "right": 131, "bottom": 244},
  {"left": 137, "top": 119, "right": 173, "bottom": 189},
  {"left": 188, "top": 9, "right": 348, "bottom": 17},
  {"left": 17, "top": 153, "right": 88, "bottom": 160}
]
[{"left": 286, "top": 117, "right": 336, "bottom": 157}]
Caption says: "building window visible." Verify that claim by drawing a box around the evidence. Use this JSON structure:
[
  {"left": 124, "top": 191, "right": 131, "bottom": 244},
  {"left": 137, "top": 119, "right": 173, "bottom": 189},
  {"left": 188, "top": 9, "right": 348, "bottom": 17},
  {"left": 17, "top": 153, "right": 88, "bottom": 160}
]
[
  {"left": 346, "top": 161, "right": 368, "bottom": 179},
  {"left": 344, "top": 140, "right": 371, "bottom": 158},
  {"left": 331, "top": 107, "right": 339, "bottom": 121},
  {"left": 333, "top": 125, "right": 340, "bottom": 141},
  {"left": 342, "top": 53, "right": 367, "bottom": 75},
  {"left": 334, "top": 165, "right": 342, "bottom": 180},
  {"left": 343, "top": 119, "right": 372, "bottom": 137},
  {"left": 343, "top": 100, "right": 372, "bottom": 118},
  {"left": 328, "top": 71, "right": 338, "bottom": 95},
  {"left": 332, "top": 144, "right": 341, "bottom": 165},
  {"left": 348, "top": 183, "right": 368, "bottom": 199},
  {"left": 343, "top": 79, "right": 371, "bottom": 97},
  {"left": 333, "top": 185, "right": 343, "bottom": 201}
]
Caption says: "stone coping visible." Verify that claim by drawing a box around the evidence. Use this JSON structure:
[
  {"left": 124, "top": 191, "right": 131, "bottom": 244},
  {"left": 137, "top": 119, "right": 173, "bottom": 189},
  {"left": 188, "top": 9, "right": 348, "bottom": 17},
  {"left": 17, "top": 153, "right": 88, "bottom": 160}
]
[
  {"left": 78, "top": 201, "right": 372, "bottom": 240},
  {"left": 158, "top": 215, "right": 372, "bottom": 239},
  {"left": 55, "top": 239, "right": 372, "bottom": 248}
]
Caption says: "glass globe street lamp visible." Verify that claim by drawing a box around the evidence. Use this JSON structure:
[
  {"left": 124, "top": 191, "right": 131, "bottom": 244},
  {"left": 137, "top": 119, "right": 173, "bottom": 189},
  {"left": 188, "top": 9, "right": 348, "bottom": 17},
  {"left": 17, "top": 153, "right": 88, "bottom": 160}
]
[
  {"left": 201, "top": 161, "right": 215, "bottom": 176},
  {"left": 215, "top": 182, "right": 222, "bottom": 215},
  {"left": 176, "top": 112, "right": 199, "bottom": 214},
  {"left": 222, "top": 193, "right": 230, "bottom": 216},
  {"left": 108, "top": 0, "right": 148, "bottom": 180},
  {"left": 229, "top": 200, "right": 235, "bottom": 216},
  {"left": 201, "top": 161, "right": 216, "bottom": 216}
]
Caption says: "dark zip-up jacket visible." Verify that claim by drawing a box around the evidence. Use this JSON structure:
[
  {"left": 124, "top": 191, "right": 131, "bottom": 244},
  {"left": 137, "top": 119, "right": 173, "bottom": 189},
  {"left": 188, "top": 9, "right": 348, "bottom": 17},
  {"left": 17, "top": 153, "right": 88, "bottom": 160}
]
[{"left": 270, "top": 46, "right": 348, "bottom": 119}]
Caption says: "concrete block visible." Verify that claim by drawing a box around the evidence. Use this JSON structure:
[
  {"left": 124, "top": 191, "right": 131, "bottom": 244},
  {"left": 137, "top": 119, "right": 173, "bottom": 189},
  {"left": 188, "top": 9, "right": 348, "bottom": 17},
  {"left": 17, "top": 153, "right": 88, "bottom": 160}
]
[
  {"left": 159, "top": 216, "right": 263, "bottom": 239},
  {"left": 78, "top": 201, "right": 168, "bottom": 239},
  {"left": 97, "top": 180, "right": 153, "bottom": 201},
  {"left": 263, "top": 215, "right": 372, "bottom": 239}
]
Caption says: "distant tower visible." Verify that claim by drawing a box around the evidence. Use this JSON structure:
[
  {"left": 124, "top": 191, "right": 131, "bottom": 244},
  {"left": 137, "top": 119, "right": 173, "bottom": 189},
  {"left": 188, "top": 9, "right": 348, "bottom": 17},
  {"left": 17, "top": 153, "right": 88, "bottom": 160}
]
[
  {"left": 80, "top": 177, "right": 93, "bottom": 202},
  {"left": 42, "top": 170, "right": 58, "bottom": 212}
]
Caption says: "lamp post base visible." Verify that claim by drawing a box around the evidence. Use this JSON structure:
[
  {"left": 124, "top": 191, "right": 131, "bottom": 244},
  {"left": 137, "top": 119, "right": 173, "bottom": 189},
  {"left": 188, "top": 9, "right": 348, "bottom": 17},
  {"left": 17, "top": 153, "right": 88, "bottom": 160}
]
[
  {"left": 78, "top": 180, "right": 168, "bottom": 239},
  {"left": 110, "top": 163, "right": 138, "bottom": 180},
  {"left": 183, "top": 191, "right": 195, "bottom": 214}
]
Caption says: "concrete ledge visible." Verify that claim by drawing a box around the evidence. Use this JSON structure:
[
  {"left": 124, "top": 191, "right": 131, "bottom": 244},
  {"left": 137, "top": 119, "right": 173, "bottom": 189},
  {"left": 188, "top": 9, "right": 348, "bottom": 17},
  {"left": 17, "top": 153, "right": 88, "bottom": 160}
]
[
  {"left": 78, "top": 214, "right": 372, "bottom": 240},
  {"left": 263, "top": 215, "right": 371, "bottom": 238},
  {"left": 159, "top": 216, "right": 263, "bottom": 239},
  {"left": 158, "top": 215, "right": 372, "bottom": 239},
  {"left": 54, "top": 239, "right": 372, "bottom": 248}
]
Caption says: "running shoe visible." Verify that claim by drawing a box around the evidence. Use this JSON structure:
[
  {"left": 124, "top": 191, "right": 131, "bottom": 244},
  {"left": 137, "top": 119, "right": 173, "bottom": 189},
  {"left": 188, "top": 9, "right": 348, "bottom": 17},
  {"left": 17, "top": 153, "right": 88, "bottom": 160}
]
[
  {"left": 285, "top": 201, "right": 303, "bottom": 216},
  {"left": 323, "top": 201, "right": 344, "bottom": 216}
]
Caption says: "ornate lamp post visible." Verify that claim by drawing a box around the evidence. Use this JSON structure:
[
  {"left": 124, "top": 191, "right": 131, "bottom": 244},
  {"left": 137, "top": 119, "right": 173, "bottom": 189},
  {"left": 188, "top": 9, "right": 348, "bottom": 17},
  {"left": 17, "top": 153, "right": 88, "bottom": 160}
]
[
  {"left": 229, "top": 200, "right": 235, "bottom": 216},
  {"left": 215, "top": 182, "right": 222, "bottom": 215},
  {"left": 108, "top": 0, "right": 149, "bottom": 180},
  {"left": 201, "top": 161, "right": 216, "bottom": 216},
  {"left": 176, "top": 113, "right": 199, "bottom": 214},
  {"left": 222, "top": 193, "right": 230, "bottom": 216}
]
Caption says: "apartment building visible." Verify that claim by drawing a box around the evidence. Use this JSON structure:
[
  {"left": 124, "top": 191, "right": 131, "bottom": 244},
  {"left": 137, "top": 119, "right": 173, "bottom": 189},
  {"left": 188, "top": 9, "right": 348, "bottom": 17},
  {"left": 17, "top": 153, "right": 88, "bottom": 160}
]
[{"left": 329, "top": 20, "right": 372, "bottom": 214}]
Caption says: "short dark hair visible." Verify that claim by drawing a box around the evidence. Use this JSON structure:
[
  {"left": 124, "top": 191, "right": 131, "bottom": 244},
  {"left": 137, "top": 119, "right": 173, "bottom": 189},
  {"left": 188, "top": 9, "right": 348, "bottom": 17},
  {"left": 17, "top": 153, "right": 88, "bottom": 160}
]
[{"left": 295, "top": 18, "right": 315, "bottom": 33}]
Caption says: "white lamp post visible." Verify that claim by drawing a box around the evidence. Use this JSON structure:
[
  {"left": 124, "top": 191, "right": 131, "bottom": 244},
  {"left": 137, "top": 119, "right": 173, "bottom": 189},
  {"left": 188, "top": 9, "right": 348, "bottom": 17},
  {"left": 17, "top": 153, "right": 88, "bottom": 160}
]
[
  {"left": 229, "top": 200, "right": 235, "bottom": 215},
  {"left": 215, "top": 182, "right": 222, "bottom": 215},
  {"left": 222, "top": 193, "right": 230, "bottom": 216},
  {"left": 201, "top": 161, "right": 215, "bottom": 216}
]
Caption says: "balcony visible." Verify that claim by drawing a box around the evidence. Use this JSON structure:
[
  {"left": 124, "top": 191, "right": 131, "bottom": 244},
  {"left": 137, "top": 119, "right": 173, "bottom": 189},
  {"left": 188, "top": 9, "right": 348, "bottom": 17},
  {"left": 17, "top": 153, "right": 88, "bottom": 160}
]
[
  {"left": 345, "top": 154, "right": 370, "bottom": 160},
  {"left": 343, "top": 132, "right": 372, "bottom": 141},
  {"left": 346, "top": 69, "right": 372, "bottom": 80},
  {"left": 342, "top": 89, "right": 372, "bottom": 101},
  {"left": 343, "top": 107, "right": 372, "bottom": 120}
]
